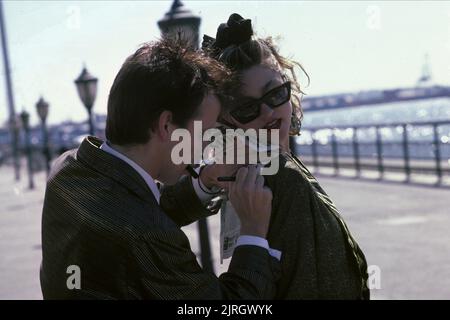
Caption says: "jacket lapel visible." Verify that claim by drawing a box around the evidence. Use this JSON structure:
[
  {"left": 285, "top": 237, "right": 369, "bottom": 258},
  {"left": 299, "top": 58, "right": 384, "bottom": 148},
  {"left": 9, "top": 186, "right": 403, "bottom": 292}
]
[{"left": 76, "top": 136, "right": 158, "bottom": 206}]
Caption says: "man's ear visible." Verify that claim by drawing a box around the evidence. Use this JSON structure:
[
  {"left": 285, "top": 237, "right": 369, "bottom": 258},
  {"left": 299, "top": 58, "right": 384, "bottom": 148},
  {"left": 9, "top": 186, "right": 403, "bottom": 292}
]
[{"left": 155, "top": 110, "right": 173, "bottom": 141}]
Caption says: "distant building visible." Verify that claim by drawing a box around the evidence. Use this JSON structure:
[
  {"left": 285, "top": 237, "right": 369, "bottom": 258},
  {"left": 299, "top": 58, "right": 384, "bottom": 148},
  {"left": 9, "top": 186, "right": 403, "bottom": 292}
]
[{"left": 302, "top": 55, "right": 450, "bottom": 112}]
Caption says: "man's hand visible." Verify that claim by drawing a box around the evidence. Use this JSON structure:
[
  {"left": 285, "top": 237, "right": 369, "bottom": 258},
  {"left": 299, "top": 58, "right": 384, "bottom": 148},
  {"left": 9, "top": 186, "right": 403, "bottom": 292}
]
[{"left": 227, "top": 165, "right": 272, "bottom": 238}]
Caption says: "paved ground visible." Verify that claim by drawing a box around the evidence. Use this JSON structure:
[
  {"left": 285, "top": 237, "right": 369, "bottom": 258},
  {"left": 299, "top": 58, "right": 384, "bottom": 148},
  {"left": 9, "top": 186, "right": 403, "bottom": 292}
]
[
  {"left": 1, "top": 163, "right": 449, "bottom": 300},
  {"left": 312, "top": 173, "right": 450, "bottom": 299},
  {"left": 0, "top": 166, "right": 43, "bottom": 300}
]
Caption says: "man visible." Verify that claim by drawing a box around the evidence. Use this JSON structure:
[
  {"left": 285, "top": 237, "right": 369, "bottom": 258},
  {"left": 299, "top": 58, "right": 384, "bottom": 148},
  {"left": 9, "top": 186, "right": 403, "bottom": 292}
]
[{"left": 40, "top": 38, "right": 280, "bottom": 299}]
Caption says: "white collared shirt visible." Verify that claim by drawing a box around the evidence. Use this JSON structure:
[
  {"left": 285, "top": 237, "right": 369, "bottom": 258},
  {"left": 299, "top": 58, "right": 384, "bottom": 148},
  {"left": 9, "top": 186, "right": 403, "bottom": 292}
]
[{"left": 100, "top": 142, "right": 161, "bottom": 204}]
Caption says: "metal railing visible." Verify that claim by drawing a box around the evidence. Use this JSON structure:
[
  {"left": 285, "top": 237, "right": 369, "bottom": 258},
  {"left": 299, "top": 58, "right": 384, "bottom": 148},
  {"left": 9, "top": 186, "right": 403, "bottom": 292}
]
[{"left": 296, "top": 120, "right": 450, "bottom": 185}]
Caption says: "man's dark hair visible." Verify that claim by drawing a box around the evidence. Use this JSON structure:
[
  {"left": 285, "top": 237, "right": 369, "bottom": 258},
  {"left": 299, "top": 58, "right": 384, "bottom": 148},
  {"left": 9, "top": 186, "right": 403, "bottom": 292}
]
[{"left": 106, "top": 37, "right": 232, "bottom": 146}]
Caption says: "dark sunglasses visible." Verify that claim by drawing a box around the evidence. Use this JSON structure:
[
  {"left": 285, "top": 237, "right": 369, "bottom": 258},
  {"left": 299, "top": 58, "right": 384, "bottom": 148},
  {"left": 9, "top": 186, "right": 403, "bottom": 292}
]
[{"left": 230, "top": 81, "right": 291, "bottom": 124}]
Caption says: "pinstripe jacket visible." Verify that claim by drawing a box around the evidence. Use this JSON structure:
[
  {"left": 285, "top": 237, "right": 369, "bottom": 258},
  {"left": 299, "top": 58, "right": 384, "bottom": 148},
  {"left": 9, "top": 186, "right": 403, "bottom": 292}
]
[{"left": 40, "top": 136, "right": 280, "bottom": 299}]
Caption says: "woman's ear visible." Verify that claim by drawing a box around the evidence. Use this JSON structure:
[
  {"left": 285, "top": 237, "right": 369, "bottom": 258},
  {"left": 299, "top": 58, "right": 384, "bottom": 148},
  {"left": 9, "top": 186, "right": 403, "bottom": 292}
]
[{"left": 155, "top": 110, "right": 173, "bottom": 141}]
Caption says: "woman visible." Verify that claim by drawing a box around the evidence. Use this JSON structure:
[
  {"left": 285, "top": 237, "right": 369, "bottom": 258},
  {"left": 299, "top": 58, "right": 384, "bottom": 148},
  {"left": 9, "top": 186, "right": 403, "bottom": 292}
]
[{"left": 202, "top": 13, "right": 370, "bottom": 299}]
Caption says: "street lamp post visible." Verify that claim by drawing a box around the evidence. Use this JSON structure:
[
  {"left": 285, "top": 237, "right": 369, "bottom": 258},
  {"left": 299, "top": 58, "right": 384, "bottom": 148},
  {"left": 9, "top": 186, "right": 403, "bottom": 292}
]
[
  {"left": 74, "top": 66, "right": 98, "bottom": 136},
  {"left": 158, "top": 0, "right": 201, "bottom": 48},
  {"left": 36, "top": 97, "right": 51, "bottom": 175},
  {"left": 1, "top": 0, "right": 20, "bottom": 180},
  {"left": 158, "top": 1, "right": 214, "bottom": 273},
  {"left": 20, "top": 110, "right": 34, "bottom": 190}
]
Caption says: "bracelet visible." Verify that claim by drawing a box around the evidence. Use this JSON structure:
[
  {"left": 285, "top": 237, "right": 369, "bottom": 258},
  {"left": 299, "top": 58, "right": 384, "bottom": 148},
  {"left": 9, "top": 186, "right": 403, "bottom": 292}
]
[{"left": 198, "top": 165, "right": 222, "bottom": 195}]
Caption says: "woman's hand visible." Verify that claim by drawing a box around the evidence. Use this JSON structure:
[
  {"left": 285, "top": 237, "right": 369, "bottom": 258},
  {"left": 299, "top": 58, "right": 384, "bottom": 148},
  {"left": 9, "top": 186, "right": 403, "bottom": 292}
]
[{"left": 227, "top": 165, "right": 273, "bottom": 238}]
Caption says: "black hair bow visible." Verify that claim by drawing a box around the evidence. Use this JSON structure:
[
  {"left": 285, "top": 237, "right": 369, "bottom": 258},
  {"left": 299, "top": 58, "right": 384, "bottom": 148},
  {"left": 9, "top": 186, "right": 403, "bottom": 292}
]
[{"left": 202, "top": 13, "right": 253, "bottom": 52}]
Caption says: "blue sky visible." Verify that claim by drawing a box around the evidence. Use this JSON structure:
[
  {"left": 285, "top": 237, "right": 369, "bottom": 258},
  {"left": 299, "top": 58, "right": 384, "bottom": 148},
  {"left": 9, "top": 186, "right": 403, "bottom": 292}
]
[{"left": 1, "top": 0, "right": 449, "bottom": 126}]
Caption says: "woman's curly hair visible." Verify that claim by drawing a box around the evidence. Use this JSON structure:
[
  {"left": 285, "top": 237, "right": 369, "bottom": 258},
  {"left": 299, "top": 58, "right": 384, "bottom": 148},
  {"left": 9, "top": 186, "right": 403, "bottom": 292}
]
[{"left": 203, "top": 25, "right": 309, "bottom": 136}]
